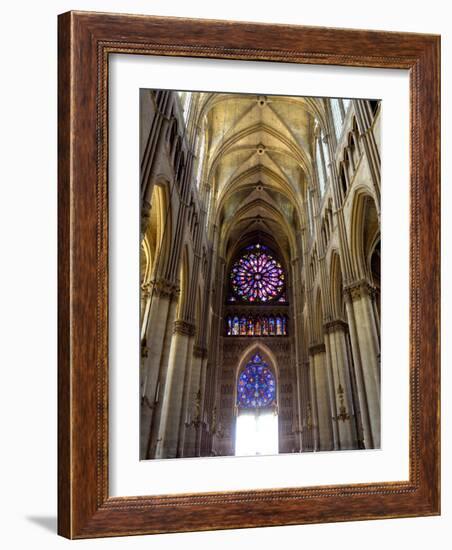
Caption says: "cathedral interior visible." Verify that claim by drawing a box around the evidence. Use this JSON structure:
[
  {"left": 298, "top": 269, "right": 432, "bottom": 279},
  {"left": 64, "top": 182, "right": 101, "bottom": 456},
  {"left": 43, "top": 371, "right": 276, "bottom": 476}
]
[{"left": 139, "top": 90, "right": 381, "bottom": 460}]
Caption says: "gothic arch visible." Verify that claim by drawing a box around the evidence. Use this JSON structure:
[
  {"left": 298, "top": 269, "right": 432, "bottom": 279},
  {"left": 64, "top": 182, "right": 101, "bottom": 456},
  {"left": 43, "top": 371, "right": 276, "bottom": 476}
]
[
  {"left": 348, "top": 187, "right": 380, "bottom": 281},
  {"left": 225, "top": 231, "right": 288, "bottom": 267},
  {"left": 194, "top": 284, "right": 203, "bottom": 341},
  {"left": 313, "top": 288, "right": 324, "bottom": 343},
  {"left": 302, "top": 315, "right": 309, "bottom": 358},
  {"left": 219, "top": 200, "right": 297, "bottom": 264},
  {"left": 176, "top": 244, "right": 190, "bottom": 320},
  {"left": 367, "top": 233, "right": 381, "bottom": 294},
  {"left": 141, "top": 235, "right": 152, "bottom": 287},
  {"left": 330, "top": 250, "right": 345, "bottom": 320},
  {"left": 369, "top": 238, "right": 381, "bottom": 322},
  {"left": 233, "top": 343, "right": 280, "bottom": 409},
  {"left": 143, "top": 179, "right": 173, "bottom": 281}
]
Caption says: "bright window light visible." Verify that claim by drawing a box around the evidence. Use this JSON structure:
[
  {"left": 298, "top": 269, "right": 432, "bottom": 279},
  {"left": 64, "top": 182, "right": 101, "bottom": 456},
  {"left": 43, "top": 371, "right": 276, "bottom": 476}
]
[{"left": 235, "top": 412, "right": 279, "bottom": 456}]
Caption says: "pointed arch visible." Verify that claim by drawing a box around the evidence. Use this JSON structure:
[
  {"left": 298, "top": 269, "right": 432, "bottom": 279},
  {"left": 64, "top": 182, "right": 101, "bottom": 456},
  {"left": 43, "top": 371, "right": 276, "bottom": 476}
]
[
  {"left": 330, "top": 250, "right": 345, "bottom": 320},
  {"left": 314, "top": 287, "right": 324, "bottom": 343},
  {"left": 348, "top": 188, "right": 380, "bottom": 280},
  {"left": 234, "top": 342, "right": 280, "bottom": 408},
  {"left": 369, "top": 238, "right": 381, "bottom": 322},
  {"left": 194, "top": 284, "right": 203, "bottom": 341},
  {"left": 140, "top": 235, "right": 152, "bottom": 287},
  {"left": 219, "top": 199, "right": 297, "bottom": 264},
  {"left": 176, "top": 244, "right": 190, "bottom": 320},
  {"left": 142, "top": 179, "right": 173, "bottom": 282}
]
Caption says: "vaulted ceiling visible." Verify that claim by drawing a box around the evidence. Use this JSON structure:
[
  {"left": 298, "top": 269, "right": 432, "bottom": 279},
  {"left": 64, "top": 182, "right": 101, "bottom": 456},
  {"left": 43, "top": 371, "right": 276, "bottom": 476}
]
[{"left": 193, "top": 92, "right": 324, "bottom": 261}]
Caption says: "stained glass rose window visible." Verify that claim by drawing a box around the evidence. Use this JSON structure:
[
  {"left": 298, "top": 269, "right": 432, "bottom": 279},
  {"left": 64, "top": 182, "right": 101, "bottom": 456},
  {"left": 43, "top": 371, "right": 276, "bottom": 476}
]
[
  {"left": 237, "top": 353, "right": 276, "bottom": 408},
  {"left": 230, "top": 244, "right": 285, "bottom": 303}
]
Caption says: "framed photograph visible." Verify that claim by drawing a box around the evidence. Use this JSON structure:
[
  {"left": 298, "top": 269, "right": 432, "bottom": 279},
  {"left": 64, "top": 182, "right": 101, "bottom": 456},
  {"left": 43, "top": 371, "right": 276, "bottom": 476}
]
[{"left": 58, "top": 11, "right": 440, "bottom": 538}]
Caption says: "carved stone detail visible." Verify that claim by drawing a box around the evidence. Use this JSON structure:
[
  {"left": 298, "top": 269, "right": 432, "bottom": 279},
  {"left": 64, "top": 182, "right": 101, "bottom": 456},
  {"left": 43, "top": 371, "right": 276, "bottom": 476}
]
[
  {"left": 140, "top": 200, "right": 152, "bottom": 235},
  {"left": 193, "top": 345, "right": 208, "bottom": 359},
  {"left": 221, "top": 337, "right": 290, "bottom": 358},
  {"left": 344, "top": 279, "right": 376, "bottom": 301},
  {"left": 152, "top": 278, "right": 180, "bottom": 299},
  {"left": 141, "top": 282, "right": 153, "bottom": 300},
  {"left": 308, "top": 342, "right": 326, "bottom": 356},
  {"left": 173, "top": 319, "right": 196, "bottom": 336},
  {"left": 323, "top": 319, "right": 349, "bottom": 334}
]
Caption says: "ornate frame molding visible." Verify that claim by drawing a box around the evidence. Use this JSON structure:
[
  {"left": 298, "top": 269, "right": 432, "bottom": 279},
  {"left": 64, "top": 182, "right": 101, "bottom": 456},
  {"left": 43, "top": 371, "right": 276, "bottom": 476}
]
[{"left": 58, "top": 11, "right": 440, "bottom": 538}]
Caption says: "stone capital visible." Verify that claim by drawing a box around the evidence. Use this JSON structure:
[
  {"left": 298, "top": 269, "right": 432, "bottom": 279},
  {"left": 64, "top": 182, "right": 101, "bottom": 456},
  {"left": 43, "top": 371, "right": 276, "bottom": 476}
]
[
  {"left": 152, "top": 278, "right": 180, "bottom": 299},
  {"left": 323, "top": 319, "right": 349, "bottom": 334},
  {"left": 308, "top": 342, "right": 326, "bottom": 356},
  {"left": 141, "top": 281, "right": 153, "bottom": 300},
  {"left": 173, "top": 319, "right": 196, "bottom": 336},
  {"left": 193, "top": 345, "right": 208, "bottom": 359},
  {"left": 344, "top": 279, "right": 375, "bottom": 301}
]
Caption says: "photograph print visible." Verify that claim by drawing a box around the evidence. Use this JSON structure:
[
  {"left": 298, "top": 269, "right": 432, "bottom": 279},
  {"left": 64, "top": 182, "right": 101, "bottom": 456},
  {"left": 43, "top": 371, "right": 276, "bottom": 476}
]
[{"left": 139, "top": 90, "right": 381, "bottom": 460}]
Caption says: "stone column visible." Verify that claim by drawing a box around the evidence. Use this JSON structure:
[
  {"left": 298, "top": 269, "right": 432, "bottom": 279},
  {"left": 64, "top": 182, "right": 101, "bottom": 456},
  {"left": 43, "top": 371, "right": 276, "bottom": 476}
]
[
  {"left": 155, "top": 320, "right": 196, "bottom": 458},
  {"left": 182, "top": 345, "right": 207, "bottom": 456},
  {"left": 140, "top": 281, "right": 151, "bottom": 328},
  {"left": 309, "top": 343, "right": 334, "bottom": 451},
  {"left": 310, "top": 349, "right": 323, "bottom": 451},
  {"left": 348, "top": 282, "right": 380, "bottom": 390},
  {"left": 300, "top": 360, "right": 314, "bottom": 451},
  {"left": 344, "top": 286, "right": 380, "bottom": 448},
  {"left": 140, "top": 279, "right": 179, "bottom": 459},
  {"left": 290, "top": 254, "right": 304, "bottom": 452},
  {"left": 325, "top": 321, "right": 357, "bottom": 450},
  {"left": 323, "top": 335, "right": 340, "bottom": 450},
  {"left": 144, "top": 294, "right": 179, "bottom": 458},
  {"left": 196, "top": 352, "right": 209, "bottom": 456},
  {"left": 176, "top": 335, "right": 196, "bottom": 457},
  {"left": 291, "top": 363, "right": 302, "bottom": 453}
]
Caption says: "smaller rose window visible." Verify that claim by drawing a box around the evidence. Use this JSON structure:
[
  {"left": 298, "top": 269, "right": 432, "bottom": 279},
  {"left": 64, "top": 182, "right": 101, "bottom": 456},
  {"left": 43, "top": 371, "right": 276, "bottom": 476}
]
[{"left": 237, "top": 353, "right": 276, "bottom": 409}]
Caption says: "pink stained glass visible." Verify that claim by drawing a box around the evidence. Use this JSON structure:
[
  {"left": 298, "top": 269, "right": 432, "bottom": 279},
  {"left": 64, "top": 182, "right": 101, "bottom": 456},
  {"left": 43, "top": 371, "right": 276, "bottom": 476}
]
[{"left": 230, "top": 244, "right": 285, "bottom": 303}]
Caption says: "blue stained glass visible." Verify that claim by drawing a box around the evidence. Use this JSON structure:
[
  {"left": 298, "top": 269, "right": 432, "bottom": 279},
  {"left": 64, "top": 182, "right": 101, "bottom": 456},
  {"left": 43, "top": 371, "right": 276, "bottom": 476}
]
[
  {"left": 275, "top": 316, "right": 281, "bottom": 335},
  {"left": 255, "top": 317, "right": 262, "bottom": 336},
  {"left": 237, "top": 353, "right": 276, "bottom": 409},
  {"left": 240, "top": 316, "right": 247, "bottom": 335},
  {"left": 269, "top": 316, "right": 275, "bottom": 336},
  {"left": 225, "top": 314, "right": 288, "bottom": 337},
  {"left": 230, "top": 244, "right": 285, "bottom": 303}
]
